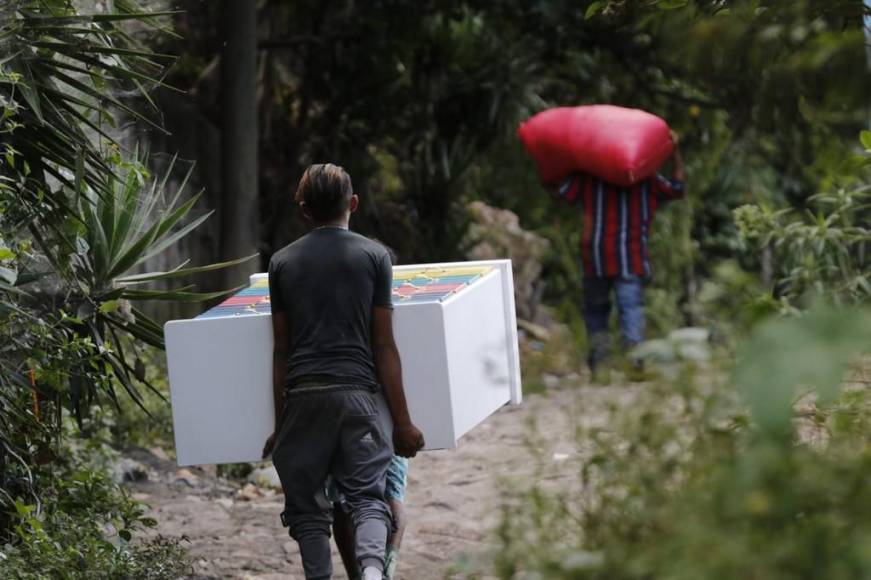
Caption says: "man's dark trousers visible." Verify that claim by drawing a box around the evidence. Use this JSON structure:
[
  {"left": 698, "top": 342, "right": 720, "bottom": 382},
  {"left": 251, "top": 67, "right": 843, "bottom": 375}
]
[
  {"left": 583, "top": 275, "right": 645, "bottom": 369},
  {"left": 272, "top": 385, "right": 393, "bottom": 580}
]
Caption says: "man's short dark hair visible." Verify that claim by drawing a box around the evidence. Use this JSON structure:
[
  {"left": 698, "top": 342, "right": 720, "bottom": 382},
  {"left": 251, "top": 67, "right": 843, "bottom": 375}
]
[{"left": 295, "top": 163, "right": 353, "bottom": 223}]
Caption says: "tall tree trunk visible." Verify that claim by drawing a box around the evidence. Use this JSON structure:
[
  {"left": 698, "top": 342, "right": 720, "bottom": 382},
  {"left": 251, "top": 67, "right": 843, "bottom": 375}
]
[{"left": 220, "top": 0, "right": 259, "bottom": 289}]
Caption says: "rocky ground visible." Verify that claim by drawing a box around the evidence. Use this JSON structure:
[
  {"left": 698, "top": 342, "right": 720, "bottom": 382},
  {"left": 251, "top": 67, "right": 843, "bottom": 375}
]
[{"left": 124, "top": 379, "right": 641, "bottom": 579}]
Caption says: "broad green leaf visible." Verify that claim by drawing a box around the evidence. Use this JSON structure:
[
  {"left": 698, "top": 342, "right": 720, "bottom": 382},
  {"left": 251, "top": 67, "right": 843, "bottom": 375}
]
[
  {"left": 733, "top": 303, "right": 871, "bottom": 437},
  {"left": 585, "top": 1, "right": 606, "bottom": 19},
  {"left": 860, "top": 130, "right": 871, "bottom": 151},
  {"left": 840, "top": 155, "right": 871, "bottom": 171},
  {"left": 0, "top": 247, "right": 14, "bottom": 260}
]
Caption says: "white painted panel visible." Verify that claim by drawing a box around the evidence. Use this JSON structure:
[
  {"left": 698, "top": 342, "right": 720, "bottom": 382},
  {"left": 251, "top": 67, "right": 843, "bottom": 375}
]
[
  {"left": 497, "top": 261, "right": 524, "bottom": 405},
  {"left": 394, "top": 259, "right": 522, "bottom": 404},
  {"left": 392, "top": 301, "right": 456, "bottom": 449},
  {"left": 164, "top": 259, "right": 522, "bottom": 465},
  {"left": 165, "top": 301, "right": 456, "bottom": 463},
  {"left": 442, "top": 270, "right": 512, "bottom": 440},
  {"left": 165, "top": 316, "right": 274, "bottom": 466}
]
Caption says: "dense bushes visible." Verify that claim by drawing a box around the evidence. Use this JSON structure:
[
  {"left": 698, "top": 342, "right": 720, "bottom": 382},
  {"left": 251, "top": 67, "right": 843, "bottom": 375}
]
[
  {"left": 482, "top": 310, "right": 871, "bottom": 579},
  {"left": 0, "top": 426, "right": 190, "bottom": 579},
  {"left": 735, "top": 184, "right": 871, "bottom": 307},
  {"left": 0, "top": 2, "right": 238, "bottom": 575},
  {"left": 472, "top": 142, "right": 871, "bottom": 575}
]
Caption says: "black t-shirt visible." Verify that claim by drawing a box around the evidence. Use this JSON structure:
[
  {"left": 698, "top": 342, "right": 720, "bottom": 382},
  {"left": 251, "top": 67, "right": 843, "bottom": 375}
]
[{"left": 268, "top": 227, "right": 394, "bottom": 389}]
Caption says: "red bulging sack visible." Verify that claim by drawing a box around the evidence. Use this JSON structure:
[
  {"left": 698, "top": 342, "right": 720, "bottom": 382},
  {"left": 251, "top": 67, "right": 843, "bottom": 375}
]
[{"left": 518, "top": 105, "right": 674, "bottom": 187}]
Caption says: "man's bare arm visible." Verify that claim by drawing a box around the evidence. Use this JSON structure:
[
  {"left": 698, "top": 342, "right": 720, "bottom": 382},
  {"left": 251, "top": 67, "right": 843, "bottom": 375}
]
[
  {"left": 371, "top": 306, "right": 425, "bottom": 457},
  {"left": 263, "top": 309, "right": 290, "bottom": 458}
]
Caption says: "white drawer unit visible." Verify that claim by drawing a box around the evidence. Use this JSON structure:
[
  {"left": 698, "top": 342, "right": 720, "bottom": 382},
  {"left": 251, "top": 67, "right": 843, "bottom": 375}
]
[{"left": 164, "top": 259, "right": 522, "bottom": 466}]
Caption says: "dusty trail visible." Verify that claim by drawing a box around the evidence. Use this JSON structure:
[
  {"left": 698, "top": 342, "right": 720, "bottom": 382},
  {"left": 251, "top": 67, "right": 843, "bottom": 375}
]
[{"left": 130, "top": 383, "right": 635, "bottom": 579}]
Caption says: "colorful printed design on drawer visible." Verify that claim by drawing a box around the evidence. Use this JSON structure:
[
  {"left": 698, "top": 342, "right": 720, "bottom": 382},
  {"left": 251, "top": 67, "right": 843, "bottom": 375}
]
[
  {"left": 196, "top": 266, "right": 494, "bottom": 319},
  {"left": 197, "top": 276, "right": 271, "bottom": 319},
  {"left": 391, "top": 266, "right": 493, "bottom": 304}
]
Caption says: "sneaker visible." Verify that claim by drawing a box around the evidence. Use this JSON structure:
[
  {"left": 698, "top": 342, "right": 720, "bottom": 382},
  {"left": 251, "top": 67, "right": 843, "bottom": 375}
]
[{"left": 384, "top": 546, "right": 399, "bottom": 580}]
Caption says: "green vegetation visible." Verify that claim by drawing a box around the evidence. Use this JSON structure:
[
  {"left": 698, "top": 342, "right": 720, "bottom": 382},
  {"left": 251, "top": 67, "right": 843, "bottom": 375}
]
[
  {"left": 461, "top": 1, "right": 871, "bottom": 573},
  {"left": 735, "top": 185, "right": 871, "bottom": 307},
  {"left": 0, "top": 1, "right": 242, "bottom": 575},
  {"left": 482, "top": 306, "right": 871, "bottom": 579},
  {"left": 0, "top": 412, "right": 190, "bottom": 579}
]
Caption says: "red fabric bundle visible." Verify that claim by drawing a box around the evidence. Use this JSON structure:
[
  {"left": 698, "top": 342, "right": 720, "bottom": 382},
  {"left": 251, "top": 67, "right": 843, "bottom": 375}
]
[{"left": 517, "top": 105, "right": 674, "bottom": 187}]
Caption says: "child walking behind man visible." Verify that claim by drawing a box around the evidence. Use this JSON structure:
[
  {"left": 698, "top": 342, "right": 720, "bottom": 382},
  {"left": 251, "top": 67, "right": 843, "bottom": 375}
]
[
  {"left": 333, "top": 454, "right": 410, "bottom": 580},
  {"left": 262, "top": 163, "right": 425, "bottom": 580}
]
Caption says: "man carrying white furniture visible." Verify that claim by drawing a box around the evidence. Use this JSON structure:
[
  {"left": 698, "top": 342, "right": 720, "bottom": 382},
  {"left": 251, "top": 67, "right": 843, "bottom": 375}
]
[{"left": 261, "top": 163, "right": 425, "bottom": 580}]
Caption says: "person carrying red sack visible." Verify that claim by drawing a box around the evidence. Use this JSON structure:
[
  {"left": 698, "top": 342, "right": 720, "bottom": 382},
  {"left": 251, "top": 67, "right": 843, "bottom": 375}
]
[{"left": 554, "top": 132, "right": 685, "bottom": 379}]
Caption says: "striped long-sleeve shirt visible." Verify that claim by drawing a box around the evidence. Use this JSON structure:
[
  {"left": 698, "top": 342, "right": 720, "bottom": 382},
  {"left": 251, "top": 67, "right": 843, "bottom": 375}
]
[{"left": 558, "top": 173, "right": 685, "bottom": 278}]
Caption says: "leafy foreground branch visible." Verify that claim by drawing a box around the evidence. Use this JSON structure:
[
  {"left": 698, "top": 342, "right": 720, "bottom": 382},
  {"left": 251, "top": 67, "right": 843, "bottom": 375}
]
[
  {"left": 470, "top": 304, "right": 871, "bottom": 579},
  {"left": 0, "top": 429, "right": 191, "bottom": 579},
  {"left": 1, "top": 1, "right": 247, "bottom": 576}
]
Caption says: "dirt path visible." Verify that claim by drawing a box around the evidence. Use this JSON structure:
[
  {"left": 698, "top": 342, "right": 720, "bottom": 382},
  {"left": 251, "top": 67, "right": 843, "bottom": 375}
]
[{"left": 129, "top": 383, "right": 636, "bottom": 579}]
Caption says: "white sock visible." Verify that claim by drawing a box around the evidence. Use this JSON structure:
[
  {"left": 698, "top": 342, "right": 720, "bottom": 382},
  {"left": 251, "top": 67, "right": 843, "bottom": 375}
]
[{"left": 362, "top": 566, "right": 383, "bottom": 580}]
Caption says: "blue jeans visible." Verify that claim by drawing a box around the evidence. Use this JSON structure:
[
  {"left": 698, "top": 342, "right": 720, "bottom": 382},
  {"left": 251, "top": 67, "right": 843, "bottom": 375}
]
[{"left": 583, "top": 275, "right": 645, "bottom": 369}]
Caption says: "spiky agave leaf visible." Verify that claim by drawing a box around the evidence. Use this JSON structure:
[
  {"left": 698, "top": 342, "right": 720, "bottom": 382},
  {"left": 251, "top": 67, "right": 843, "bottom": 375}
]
[
  {"left": 1, "top": 0, "right": 176, "bottom": 204},
  {"left": 1, "top": 1, "right": 253, "bottom": 435},
  {"left": 64, "top": 152, "right": 255, "bottom": 416}
]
